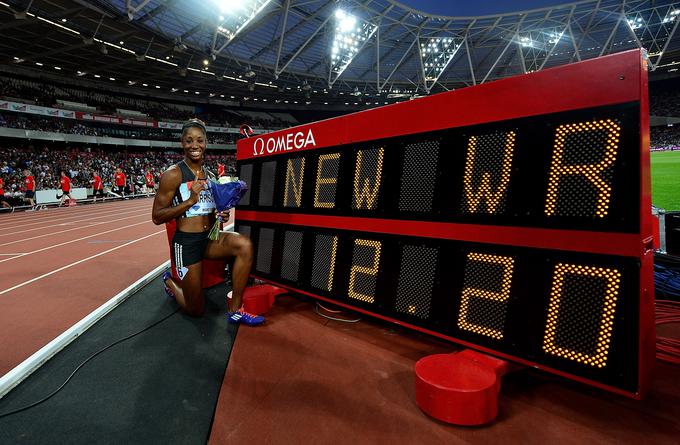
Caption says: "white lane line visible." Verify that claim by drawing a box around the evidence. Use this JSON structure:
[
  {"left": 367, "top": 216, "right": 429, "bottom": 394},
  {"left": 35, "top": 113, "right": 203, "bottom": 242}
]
[
  {"left": 0, "top": 230, "right": 165, "bottom": 296},
  {"left": 0, "top": 220, "right": 153, "bottom": 263},
  {"left": 0, "top": 253, "right": 25, "bottom": 256},
  {"left": 0, "top": 206, "right": 148, "bottom": 232},
  {"left": 0, "top": 260, "right": 170, "bottom": 399},
  {"left": 0, "top": 201, "right": 151, "bottom": 229},
  {"left": 0, "top": 212, "right": 150, "bottom": 247},
  {"left": 0, "top": 207, "right": 149, "bottom": 236}
]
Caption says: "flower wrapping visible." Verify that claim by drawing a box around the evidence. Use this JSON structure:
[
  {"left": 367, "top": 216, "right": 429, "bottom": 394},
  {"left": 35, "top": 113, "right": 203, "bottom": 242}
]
[{"left": 207, "top": 179, "right": 248, "bottom": 240}]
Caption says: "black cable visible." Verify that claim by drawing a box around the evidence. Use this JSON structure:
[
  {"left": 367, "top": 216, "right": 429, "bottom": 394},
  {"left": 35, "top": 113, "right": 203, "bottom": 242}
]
[{"left": 0, "top": 307, "right": 180, "bottom": 419}]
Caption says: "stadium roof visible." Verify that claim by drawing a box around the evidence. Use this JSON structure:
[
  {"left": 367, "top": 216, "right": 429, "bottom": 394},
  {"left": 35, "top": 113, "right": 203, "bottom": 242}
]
[{"left": 1, "top": 0, "right": 680, "bottom": 108}]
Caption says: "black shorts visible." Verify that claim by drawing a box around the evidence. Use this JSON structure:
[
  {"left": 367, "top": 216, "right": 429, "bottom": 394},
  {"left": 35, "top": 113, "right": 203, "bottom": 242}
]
[
  {"left": 25, "top": 191, "right": 35, "bottom": 199},
  {"left": 171, "top": 230, "right": 210, "bottom": 279},
  {"left": 93, "top": 189, "right": 104, "bottom": 197}
]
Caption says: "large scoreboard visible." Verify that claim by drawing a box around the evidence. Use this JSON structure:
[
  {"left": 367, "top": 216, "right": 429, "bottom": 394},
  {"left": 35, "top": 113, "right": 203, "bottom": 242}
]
[{"left": 235, "top": 49, "right": 655, "bottom": 398}]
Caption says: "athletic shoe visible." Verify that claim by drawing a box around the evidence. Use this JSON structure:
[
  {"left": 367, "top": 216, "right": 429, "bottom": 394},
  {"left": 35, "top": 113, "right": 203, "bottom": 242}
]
[
  {"left": 162, "top": 271, "right": 175, "bottom": 299},
  {"left": 228, "top": 308, "right": 265, "bottom": 326}
]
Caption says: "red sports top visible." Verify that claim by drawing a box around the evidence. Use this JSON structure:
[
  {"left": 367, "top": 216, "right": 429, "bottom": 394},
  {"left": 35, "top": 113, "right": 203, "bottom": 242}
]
[
  {"left": 93, "top": 175, "right": 103, "bottom": 190},
  {"left": 0, "top": 178, "right": 4, "bottom": 195},
  {"left": 24, "top": 175, "right": 35, "bottom": 192},
  {"left": 114, "top": 172, "right": 126, "bottom": 187},
  {"left": 145, "top": 172, "right": 154, "bottom": 187},
  {"left": 217, "top": 163, "right": 225, "bottom": 177},
  {"left": 60, "top": 176, "right": 71, "bottom": 192}
]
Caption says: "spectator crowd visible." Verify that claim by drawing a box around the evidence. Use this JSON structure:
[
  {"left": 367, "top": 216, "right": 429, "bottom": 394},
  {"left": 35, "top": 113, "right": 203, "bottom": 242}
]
[
  {"left": 0, "top": 145, "right": 236, "bottom": 205},
  {"left": 0, "top": 76, "right": 293, "bottom": 130}
]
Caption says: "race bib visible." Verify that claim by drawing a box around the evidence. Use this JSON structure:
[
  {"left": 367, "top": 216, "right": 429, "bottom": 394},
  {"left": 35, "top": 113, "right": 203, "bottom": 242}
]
[{"left": 179, "top": 182, "right": 216, "bottom": 216}]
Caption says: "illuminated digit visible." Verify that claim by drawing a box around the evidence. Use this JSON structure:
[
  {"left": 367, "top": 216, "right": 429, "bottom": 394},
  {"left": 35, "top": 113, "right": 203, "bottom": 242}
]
[
  {"left": 310, "top": 235, "right": 338, "bottom": 291},
  {"left": 543, "top": 264, "right": 621, "bottom": 368},
  {"left": 314, "top": 153, "right": 340, "bottom": 208},
  {"left": 462, "top": 132, "right": 516, "bottom": 214},
  {"left": 544, "top": 119, "right": 621, "bottom": 218},
  {"left": 353, "top": 148, "right": 384, "bottom": 210},
  {"left": 348, "top": 239, "right": 382, "bottom": 303},
  {"left": 284, "top": 158, "right": 305, "bottom": 207},
  {"left": 458, "top": 252, "right": 514, "bottom": 339}
]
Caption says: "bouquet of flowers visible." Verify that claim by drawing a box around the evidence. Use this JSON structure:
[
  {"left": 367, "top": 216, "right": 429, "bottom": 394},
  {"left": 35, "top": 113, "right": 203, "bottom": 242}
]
[{"left": 207, "top": 177, "right": 248, "bottom": 240}]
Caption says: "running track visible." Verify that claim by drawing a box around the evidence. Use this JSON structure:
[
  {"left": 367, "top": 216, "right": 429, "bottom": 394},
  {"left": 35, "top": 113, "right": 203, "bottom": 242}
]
[{"left": 0, "top": 199, "right": 167, "bottom": 377}]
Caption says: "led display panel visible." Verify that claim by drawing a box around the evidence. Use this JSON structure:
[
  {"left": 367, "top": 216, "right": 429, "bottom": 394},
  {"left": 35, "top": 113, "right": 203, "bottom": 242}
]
[{"left": 235, "top": 50, "right": 655, "bottom": 398}]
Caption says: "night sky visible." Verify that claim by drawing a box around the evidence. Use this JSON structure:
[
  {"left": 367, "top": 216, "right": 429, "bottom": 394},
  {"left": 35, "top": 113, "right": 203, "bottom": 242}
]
[{"left": 397, "top": 0, "right": 570, "bottom": 17}]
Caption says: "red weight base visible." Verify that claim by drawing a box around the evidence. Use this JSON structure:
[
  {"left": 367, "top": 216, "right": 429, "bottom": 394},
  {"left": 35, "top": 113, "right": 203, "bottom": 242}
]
[
  {"left": 415, "top": 349, "right": 510, "bottom": 426},
  {"left": 237, "top": 284, "right": 287, "bottom": 315}
]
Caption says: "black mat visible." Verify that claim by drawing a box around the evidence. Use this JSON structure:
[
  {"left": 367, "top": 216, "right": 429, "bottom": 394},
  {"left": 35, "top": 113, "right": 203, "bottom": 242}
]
[{"left": 0, "top": 277, "right": 236, "bottom": 445}]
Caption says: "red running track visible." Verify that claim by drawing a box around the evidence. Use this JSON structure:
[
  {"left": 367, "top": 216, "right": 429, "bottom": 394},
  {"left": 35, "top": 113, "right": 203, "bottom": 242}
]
[{"left": 0, "top": 199, "right": 168, "bottom": 377}]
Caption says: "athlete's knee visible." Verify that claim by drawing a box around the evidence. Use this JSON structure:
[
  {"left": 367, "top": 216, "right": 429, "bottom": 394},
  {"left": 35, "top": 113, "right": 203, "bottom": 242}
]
[{"left": 234, "top": 235, "right": 253, "bottom": 259}]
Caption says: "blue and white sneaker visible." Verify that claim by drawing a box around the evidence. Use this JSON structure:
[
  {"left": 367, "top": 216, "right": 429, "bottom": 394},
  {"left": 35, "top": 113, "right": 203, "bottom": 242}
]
[
  {"left": 162, "top": 271, "right": 175, "bottom": 299},
  {"left": 228, "top": 308, "right": 265, "bottom": 326}
]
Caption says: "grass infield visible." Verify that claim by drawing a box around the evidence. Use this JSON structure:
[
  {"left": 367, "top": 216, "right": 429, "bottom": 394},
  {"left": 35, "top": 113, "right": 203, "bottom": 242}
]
[{"left": 651, "top": 151, "right": 680, "bottom": 211}]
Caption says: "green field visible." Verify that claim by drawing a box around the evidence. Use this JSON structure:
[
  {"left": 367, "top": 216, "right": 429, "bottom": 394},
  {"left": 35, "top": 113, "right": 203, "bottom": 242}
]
[{"left": 651, "top": 151, "right": 680, "bottom": 211}]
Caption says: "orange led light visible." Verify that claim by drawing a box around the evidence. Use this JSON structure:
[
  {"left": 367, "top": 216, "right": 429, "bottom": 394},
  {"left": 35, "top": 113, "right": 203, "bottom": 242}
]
[
  {"left": 458, "top": 252, "right": 515, "bottom": 339},
  {"left": 353, "top": 148, "right": 384, "bottom": 210},
  {"left": 284, "top": 158, "right": 305, "bottom": 207},
  {"left": 542, "top": 263, "right": 621, "bottom": 368},
  {"left": 327, "top": 236, "right": 338, "bottom": 291},
  {"left": 544, "top": 119, "right": 621, "bottom": 218},
  {"left": 463, "top": 132, "right": 516, "bottom": 214},
  {"left": 348, "top": 239, "right": 382, "bottom": 303},
  {"left": 314, "top": 153, "right": 340, "bottom": 208}
]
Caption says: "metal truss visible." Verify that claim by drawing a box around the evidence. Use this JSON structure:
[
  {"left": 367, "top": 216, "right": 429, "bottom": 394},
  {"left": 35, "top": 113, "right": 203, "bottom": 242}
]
[{"left": 12, "top": 0, "right": 680, "bottom": 97}]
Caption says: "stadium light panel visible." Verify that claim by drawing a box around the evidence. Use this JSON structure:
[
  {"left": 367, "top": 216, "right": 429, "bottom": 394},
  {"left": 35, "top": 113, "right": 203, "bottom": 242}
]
[
  {"left": 418, "top": 37, "right": 462, "bottom": 92},
  {"left": 548, "top": 31, "right": 564, "bottom": 44},
  {"left": 329, "top": 9, "right": 377, "bottom": 86},
  {"left": 214, "top": 0, "right": 245, "bottom": 12},
  {"left": 627, "top": 17, "right": 643, "bottom": 30},
  {"left": 663, "top": 9, "right": 679, "bottom": 23},
  {"left": 214, "top": 0, "right": 272, "bottom": 42}
]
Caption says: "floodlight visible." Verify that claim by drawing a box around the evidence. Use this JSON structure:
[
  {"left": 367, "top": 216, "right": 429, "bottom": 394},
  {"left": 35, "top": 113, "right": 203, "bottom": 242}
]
[
  {"left": 329, "top": 9, "right": 376, "bottom": 85},
  {"left": 215, "top": 0, "right": 272, "bottom": 42},
  {"left": 418, "top": 36, "right": 461, "bottom": 92}
]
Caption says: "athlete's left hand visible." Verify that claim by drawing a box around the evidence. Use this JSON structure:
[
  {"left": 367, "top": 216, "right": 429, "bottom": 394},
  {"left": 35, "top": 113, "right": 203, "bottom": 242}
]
[{"left": 217, "top": 208, "right": 231, "bottom": 220}]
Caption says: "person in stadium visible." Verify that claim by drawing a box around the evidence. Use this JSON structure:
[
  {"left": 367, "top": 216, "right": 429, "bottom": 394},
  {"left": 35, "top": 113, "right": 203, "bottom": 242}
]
[
  {"left": 57, "top": 170, "right": 73, "bottom": 206},
  {"left": 91, "top": 170, "right": 105, "bottom": 203},
  {"left": 217, "top": 162, "right": 225, "bottom": 177},
  {"left": 23, "top": 169, "right": 36, "bottom": 208},
  {"left": 114, "top": 167, "right": 126, "bottom": 198},
  {"left": 151, "top": 118, "right": 262, "bottom": 325},
  {"left": 0, "top": 176, "right": 10, "bottom": 209},
  {"left": 145, "top": 169, "right": 155, "bottom": 196}
]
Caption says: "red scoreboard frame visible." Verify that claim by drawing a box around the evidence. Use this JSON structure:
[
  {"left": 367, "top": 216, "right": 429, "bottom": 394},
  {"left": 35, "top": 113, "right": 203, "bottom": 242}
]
[{"left": 235, "top": 49, "right": 654, "bottom": 399}]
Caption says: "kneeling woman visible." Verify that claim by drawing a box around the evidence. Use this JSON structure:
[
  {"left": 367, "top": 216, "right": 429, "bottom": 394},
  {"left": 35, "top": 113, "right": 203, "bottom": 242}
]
[{"left": 152, "top": 118, "right": 263, "bottom": 325}]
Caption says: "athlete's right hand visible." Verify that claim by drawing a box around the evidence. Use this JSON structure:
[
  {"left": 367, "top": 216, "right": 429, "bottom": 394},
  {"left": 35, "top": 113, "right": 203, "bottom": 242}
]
[{"left": 189, "top": 172, "right": 206, "bottom": 203}]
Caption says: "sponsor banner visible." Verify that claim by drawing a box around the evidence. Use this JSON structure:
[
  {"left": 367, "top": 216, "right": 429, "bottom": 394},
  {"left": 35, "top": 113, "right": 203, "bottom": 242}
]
[
  {"left": 77, "top": 113, "right": 156, "bottom": 127},
  {"left": 0, "top": 100, "right": 276, "bottom": 133},
  {"left": 158, "top": 121, "right": 182, "bottom": 130},
  {"left": 159, "top": 121, "right": 243, "bottom": 134},
  {"left": 0, "top": 100, "right": 77, "bottom": 119}
]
